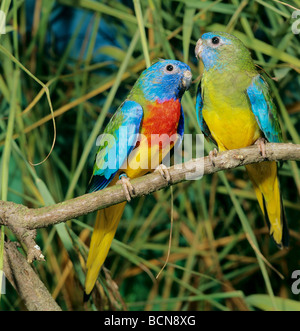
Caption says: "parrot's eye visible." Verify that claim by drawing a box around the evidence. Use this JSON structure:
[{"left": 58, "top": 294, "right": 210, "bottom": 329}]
[
  {"left": 166, "top": 65, "right": 174, "bottom": 72},
  {"left": 211, "top": 37, "right": 220, "bottom": 45}
]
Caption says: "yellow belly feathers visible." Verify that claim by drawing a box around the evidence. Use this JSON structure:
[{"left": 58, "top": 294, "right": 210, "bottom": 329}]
[{"left": 202, "top": 87, "right": 261, "bottom": 151}]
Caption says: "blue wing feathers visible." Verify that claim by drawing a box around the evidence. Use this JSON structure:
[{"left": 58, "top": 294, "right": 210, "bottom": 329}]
[
  {"left": 87, "top": 100, "right": 143, "bottom": 193},
  {"left": 246, "top": 75, "right": 282, "bottom": 143},
  {"left": 86, "top": 175, "right": 113, "bottom": 193}
]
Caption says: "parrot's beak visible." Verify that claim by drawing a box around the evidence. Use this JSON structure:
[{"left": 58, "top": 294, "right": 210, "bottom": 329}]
[
  {"left": 182, "top": 70, "right": 192, "bottom": 90},
  {"left": 195, "top": 39, "right": 203, "bottom": 59}
]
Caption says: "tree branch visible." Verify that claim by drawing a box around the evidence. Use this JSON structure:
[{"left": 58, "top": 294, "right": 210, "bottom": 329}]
[
  {"left": 0, "top": 143, "right": 300, "bottom": 233},
  {"left": 3, "top": 241, "right": 61, "bottom": 311},
  {"left": 0, "top": 142, "right": 299, "bottom": 310}
]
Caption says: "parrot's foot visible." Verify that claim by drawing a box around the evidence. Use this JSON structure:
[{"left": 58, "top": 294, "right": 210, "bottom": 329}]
[
  {"left": 155, "top": 164, "right": 172, "bottom": 184},
  {"left": 209, "top": 148, "right": 218, "bottom": 167},
  {"left": 117, "top": 174, "right": 135, "bottom": 202},
  {"left": 255, "top": 137, "right": 267, "bottom": 158}
]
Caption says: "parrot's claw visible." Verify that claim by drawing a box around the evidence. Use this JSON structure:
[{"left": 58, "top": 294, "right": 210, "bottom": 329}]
[
  {"left": 117, "top": 174, "right": 135, "bottom": 202},
  {"left": 209, "top": 148, "right": 218, "bottom": 167},
  {"left": 255, "top": 137, "right": 267, "bottom": 158},
  {"left": 155, "top": 164, "right": 172, "bottom": 184}
]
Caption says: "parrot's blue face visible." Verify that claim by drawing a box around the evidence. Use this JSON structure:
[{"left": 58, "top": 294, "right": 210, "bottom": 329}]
[
  {"left": 195, "top": 32, "right": 234, "bottom": 70},
  {"left": 195, "top": 32, "right": 248, "bottom": 71},
  {"left": 134, "top": 60, "right": 192, "bottom": 102}
]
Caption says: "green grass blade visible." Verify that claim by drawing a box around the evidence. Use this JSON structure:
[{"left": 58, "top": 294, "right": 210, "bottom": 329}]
[{"left": 133, "top": 0, "right": 151, "bottom": 68}]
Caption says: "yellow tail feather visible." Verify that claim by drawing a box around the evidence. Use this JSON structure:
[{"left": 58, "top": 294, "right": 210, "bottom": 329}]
[
  {"left": 85, "top": 202, "right": 126, "bottom": 295},
  {"left": 245, "top": 161, "right": 288, "bottom": 247}
]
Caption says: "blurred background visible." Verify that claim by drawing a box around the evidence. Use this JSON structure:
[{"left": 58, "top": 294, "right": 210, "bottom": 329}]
[{"left": 0, "top": 0, "right": 300, "bottom": 311}]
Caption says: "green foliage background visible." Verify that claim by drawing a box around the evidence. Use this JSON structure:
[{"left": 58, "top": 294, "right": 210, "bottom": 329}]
[{"left": 0, "top": 0, "right": 300, "bottom": 311}]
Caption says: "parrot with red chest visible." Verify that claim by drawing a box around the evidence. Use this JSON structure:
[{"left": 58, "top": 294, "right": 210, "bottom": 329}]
[{"left": 85, "top": 59, "right": 192, "bottom": 295}]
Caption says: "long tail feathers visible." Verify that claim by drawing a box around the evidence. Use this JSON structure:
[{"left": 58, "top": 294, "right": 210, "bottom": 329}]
[
  {"left": 84, "top": 202, "right": 126, "bottom": 295},
  {"left": 245, "top": 161, "right": 289, "bottom": 248}
]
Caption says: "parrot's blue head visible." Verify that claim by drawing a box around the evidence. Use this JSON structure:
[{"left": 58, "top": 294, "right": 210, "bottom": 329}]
[
  {"left": 195, "top": 31, "right": 253, "bottom": 71},
  {"left": 132, "top": 59, "right": 192, "bottom": 102}
]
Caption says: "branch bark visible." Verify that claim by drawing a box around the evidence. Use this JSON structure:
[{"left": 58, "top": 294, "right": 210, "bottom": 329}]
[
  {"left": 3, "top": 241, "right": 61, "bottom": 311},
  {"left": 0, "top": 143, "right": 300, "bottom": 231}
]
